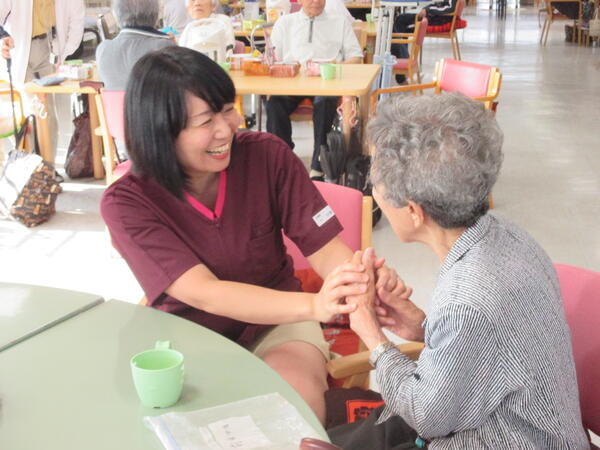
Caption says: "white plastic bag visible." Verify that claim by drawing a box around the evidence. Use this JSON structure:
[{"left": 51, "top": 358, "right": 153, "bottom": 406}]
[{"left": 144, "top": 393, "right": 323, "bottom": 450}]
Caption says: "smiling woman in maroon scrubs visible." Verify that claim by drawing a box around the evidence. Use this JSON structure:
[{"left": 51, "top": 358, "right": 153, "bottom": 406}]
[{"left": 101, "top": 47, "right": 405, "bottom": 423}]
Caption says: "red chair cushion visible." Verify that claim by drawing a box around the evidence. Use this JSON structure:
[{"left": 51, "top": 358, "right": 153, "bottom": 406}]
[
  {"left": 393, "top": 59, "right": 416, "bottom": 70},
  {"left": 427, "top": 18, "right": 467, "bottom": 33}
]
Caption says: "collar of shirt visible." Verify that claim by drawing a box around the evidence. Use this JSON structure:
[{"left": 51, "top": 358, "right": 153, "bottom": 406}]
[
  {"left": 296, "top": 9, "right": 330, "bottom": 23},
  {"left": 439, "top": 213, "right": 494, "bottom": 277},
  {"left": 120, "top": 27, "right": 171, "bottom": 39}
]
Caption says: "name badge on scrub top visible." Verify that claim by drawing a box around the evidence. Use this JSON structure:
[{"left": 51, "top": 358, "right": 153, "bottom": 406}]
[{"left": 313, "top": 205, "right": 335, "bottom": 227}]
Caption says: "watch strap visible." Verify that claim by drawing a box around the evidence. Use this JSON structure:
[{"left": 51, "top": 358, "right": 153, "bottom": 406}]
[{"left": 368, "top": 341, "right": 395, "bottom": 367}]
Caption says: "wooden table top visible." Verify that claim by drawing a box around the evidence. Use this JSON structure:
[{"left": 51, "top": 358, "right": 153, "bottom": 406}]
[{"left": 230, "top": 63, "right": 381, "bottom": 97}]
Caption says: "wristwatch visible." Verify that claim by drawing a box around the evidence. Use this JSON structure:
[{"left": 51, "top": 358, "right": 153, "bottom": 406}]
[{"left": 368, "top": 341, "right": 395, "bottom": 367}]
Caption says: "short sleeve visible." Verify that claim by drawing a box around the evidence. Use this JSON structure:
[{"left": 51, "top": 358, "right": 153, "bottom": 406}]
[
  {"left": 267, "top": 137, "right": 343, "bottom": 257},
  {"left": 341, "top": 19, "right": 363, "bottom": 60},
  {"left": 100, "top": 184, "right": 201, "bottom": 302},
  {"left": 271, "top": 19, "right": 284, "bottom": 61}
]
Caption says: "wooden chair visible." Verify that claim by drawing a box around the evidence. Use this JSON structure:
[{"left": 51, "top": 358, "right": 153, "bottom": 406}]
[
  {"left": 540, "top": 0, "right": 583, "bottom": 45},
  {"left": 425, "top": 0, "right": 465, "bottom": 60},
  {"left": 391, "top": 17, "right": 428, "bottom": 84},
  {"left": 94, "top": 89, "right": 131, "bottom": 184},
  {"left": 369, "top": 59, "right": 501, "bottom": 208},
  {"left": 370, "top": 58, "right": 502, "bottom": 113}
]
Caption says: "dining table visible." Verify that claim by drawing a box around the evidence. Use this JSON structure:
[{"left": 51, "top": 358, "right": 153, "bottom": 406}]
[
  {"left": 0, "top": 282, "right": 104, "bottom": 352},
  {"left": 0, "top": 299, "right": 328, "bottom": 449}
]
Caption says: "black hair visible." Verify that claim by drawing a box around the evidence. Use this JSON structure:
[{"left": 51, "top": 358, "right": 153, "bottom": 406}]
[{"left": 124, "top": 46, "right": 236, "bottom": 197}]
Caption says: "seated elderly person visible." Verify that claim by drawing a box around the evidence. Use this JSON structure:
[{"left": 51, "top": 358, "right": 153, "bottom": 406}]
[
  {"left": 180, "top": 0, "right": 236, "bottom": 55},
  {"left": 329, "top": 93, "right": 589, "bottom": 449},
  {"left": 96, "top": 0, "right": 175, "bottom": 91},
  {"left": 267, "top": 0, "right": 363, "bottom": 180},
  {"left": 391, "top": 0, "right": 456, "bottom": 83},
  {"left": 162, "top": 0, "right": 191, "bottom": 34}
]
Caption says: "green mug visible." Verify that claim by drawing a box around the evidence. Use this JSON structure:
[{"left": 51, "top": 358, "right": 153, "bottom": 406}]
[
  {"left": 320, "top": 63, "right": 336, "bottom": 80},
  {"left": 130, "top": 340, "right": 184, "bottom": 408},
  {"left": 218, "top": 61, "right": 231, "bottom": 73}
]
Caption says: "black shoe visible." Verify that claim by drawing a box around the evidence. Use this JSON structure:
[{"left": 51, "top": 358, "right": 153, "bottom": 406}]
[
  {"left": 309, "top": 169, "right": 325, "bottom": 182},
  {"left": 395, "top": 74, "right": 406, "bottom": 84}
]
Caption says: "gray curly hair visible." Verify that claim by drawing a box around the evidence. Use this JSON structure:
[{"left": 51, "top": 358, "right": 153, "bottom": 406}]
[
  {"left": 368, "top": 92, "right": 503, "bottom": 229},
  {"left": 113, "top": 0, "right": 160, "bottom": 28}
]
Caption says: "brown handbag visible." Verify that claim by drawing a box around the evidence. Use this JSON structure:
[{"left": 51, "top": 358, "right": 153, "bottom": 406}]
[
  {"left": 64, "top": 96, "right": 94, "bottom": 179},
  {"left": 0, "top": 115, "right": 62, "bottom": 227}
]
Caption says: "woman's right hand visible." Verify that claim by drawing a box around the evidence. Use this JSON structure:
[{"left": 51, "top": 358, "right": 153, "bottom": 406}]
[
  {"left": 311, "top": 261, "right": 368, "bottom": 323},
  {"left": 1, "top": 36, "right": 14, "bottom": 60}
]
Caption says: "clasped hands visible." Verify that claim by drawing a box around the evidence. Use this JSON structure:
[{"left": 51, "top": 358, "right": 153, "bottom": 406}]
[{"left": 313, "top": 248, "right": 425, "bottom": 350}]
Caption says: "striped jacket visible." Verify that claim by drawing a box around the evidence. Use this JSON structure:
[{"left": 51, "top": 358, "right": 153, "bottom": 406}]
[{"left": 375, "top": 214, "right": 589, "bottom": 449}]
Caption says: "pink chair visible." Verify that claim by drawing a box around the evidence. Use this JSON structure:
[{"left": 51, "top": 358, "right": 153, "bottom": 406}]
[
  {"left": 95, "top": 90, "right": 131, "bottom": 184},
  {"left": 392, "top": 17, "right": 428, "bottom": 84},
  {"left": 554, "top": 263, "right": 600, "bottom": 447},
  {"left": 282, "top": 181, "right": 370, "bottom": 271},
  {"left": 290, "top": 2, "right": 302, "bottom": 13}
]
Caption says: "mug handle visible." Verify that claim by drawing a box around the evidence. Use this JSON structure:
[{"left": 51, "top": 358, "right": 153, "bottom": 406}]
[{"left": 155, "top": 340, "right": 171, "bottom": 350}]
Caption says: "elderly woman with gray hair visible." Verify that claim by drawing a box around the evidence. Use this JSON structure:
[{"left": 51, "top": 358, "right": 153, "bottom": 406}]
[
  {"left": 329, "top": 93, "right": 588, "bottom": 449},
  {"left": 96, "top": 0, "right": 175, "bottom": 91},
  {"left": 180, "top": 0, "right": 236, "bottom": 54}
]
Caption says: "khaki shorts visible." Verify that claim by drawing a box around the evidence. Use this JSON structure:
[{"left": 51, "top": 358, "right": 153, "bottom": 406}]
[{"left": 251, "top": 321, "right": 330, "bottom": 361}]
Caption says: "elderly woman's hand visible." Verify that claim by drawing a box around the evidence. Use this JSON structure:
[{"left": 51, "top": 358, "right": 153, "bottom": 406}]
[
  {"left": 376, "top": 283, "right": 426, "bottom": 342},
  {"left": 311, "top": 261, "right": 368, "bottom": 323},
  {"left": 347, "top": 249, "right": 389, "bottom": 350}
]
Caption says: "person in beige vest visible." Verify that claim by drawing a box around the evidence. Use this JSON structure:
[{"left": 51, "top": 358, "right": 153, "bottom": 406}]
[{"left": 0, "top": 0, "right": 85, "bottom": 163}]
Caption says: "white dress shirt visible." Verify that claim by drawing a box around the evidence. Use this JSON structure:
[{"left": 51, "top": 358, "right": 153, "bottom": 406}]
[{"left": 270, "top": 10, "right": 362, "bottom": 63}]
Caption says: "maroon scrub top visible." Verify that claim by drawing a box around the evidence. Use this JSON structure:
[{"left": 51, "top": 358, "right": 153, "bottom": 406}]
[{"left": 101, "top": 131, "right": 342, "bottom": 347}]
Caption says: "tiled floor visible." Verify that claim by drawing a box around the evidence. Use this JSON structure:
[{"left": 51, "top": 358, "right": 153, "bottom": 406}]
[{"left": 1, "top": 6, "right": 599, "bottom": 312}]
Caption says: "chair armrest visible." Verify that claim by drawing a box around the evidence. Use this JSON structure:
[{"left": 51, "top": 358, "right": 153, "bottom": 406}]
[
  {"left": 390, "top": 38, "right": 415, "bottom": 44},
  {"left": 370, "top": 82, "right": 437, "bottom": 114},
  {"left": 327, "top": 341, "right": 425, "bottom": 380}
]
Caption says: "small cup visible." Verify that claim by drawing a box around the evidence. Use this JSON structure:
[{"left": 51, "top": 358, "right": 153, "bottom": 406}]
[
  {"left": 366, "top": 13, "right": 373, "bottom": 23},
  {"left": 320, "top": 63, "right": 336, "bottom": 80},
  {"left": 130, "top": 340, "right": 184, "bottom": 408},
  {"left": 218, "top": 61, "right": 231, "bottom": 73}
]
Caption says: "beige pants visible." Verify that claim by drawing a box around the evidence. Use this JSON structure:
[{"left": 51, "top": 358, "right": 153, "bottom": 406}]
[
  {"left": 25, "top": 35, "right": 58, "bottom": 162},
  {"left": 251, "top": 321, "right": 331, "bottom": 362}
]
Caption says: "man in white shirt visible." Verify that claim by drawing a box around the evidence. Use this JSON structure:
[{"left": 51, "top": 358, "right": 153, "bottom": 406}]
[{"left": 267, "top": 0, "right": 362, "bottom": 180}]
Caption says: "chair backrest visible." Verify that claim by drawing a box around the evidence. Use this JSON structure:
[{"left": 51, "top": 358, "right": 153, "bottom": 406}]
[
  {"left": 455, "top": 0, "right": 465, "bottom": 17},
  {"left": 416, "top": 17, "right": 428, "bottom": 46},
  {"left": 437, "top": 58, "right": 495, "bottom": 99},
  {"left": 554, "top": 263, "right": 600, "bottom": 436},
  {"left": 282, "top": 182, "right": 364, "bottom": 271},
  {"left": 97, "top": 11, "right": 120, "bottom": 41},
  {"left": 100, "top": 91, "right": 126, "bottom": 141},
  {"left": 409, "top": 17, "right": 427, "bottom": 61}
]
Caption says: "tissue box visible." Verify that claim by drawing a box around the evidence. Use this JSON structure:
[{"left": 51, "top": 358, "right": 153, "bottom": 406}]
[
  {"left": 242, "top": 59, "right": 270, "bottom": 76},
  {"left": 269, "top": 63, "right": 300, "bottom": 78},
  {"left": 57, "top": 62, "right": 93, "bottom": 80}
]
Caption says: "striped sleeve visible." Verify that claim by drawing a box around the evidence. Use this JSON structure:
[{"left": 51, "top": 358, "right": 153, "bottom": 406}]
[{"left": 375, "top": 302, "right": 508, "bottom": 439}]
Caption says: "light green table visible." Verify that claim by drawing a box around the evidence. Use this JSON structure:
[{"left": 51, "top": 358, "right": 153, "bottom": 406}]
[
  {"left": 0, "top": 300, "right": 327, "bottom": 449},
  {"left": 0, "top": 283, "right": 104, "bottom": 352}
]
